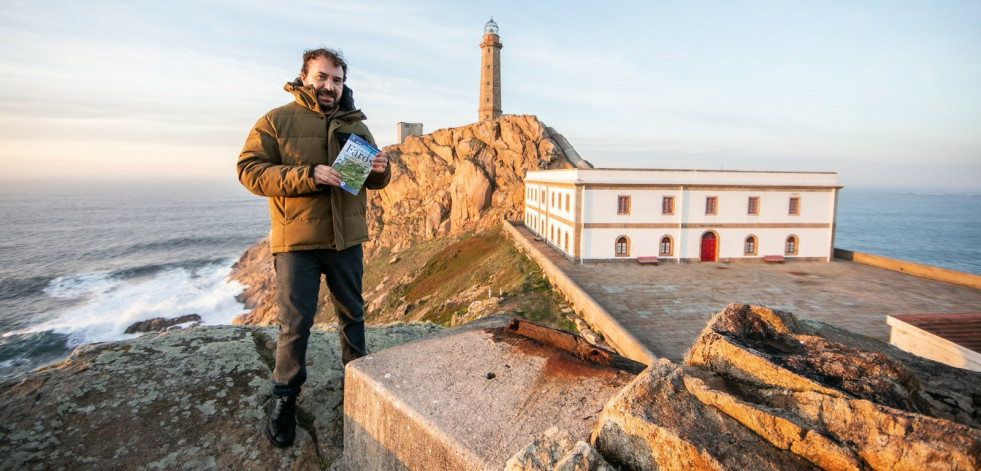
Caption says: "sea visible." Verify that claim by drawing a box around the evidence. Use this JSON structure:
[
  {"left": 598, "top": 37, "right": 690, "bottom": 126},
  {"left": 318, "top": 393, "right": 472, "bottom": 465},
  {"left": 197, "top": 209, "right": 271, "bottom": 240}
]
[
  {"left": 0, "top": 179, "right": 269, "bottom": 380},
  {"left": 0, "top": 182, "right": 978, "bottom": 380}
]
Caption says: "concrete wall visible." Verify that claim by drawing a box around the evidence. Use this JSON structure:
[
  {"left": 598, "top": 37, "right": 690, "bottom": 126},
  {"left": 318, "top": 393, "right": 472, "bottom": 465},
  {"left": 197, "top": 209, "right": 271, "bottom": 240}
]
[{"left": 835, "top": 249, "right": 981, "bottom": 289}]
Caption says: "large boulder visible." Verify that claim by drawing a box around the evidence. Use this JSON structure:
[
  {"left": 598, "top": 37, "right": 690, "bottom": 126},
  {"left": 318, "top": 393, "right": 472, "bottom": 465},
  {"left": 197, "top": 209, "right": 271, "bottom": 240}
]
[
  {"left": 592, "top": 303, "right": 981, "bottom": 470},
  {"left": 0, "top": 323, "right": 441, "bottom": 471}
]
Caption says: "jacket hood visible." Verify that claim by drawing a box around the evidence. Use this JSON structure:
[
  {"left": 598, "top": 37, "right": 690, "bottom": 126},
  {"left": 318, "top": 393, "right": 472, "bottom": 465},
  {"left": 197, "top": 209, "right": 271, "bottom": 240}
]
[{"left": 284, "top": 78, "right": 357, "bottom": 114}]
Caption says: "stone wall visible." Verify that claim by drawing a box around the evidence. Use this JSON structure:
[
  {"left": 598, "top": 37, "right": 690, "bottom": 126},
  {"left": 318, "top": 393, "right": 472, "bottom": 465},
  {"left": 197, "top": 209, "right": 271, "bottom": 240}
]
[
  {"left": 835, "top": 248, "right": 981, "bottom": 289},
  {"left": 502, "top": 220, "right": 656, "bottom": 365}
]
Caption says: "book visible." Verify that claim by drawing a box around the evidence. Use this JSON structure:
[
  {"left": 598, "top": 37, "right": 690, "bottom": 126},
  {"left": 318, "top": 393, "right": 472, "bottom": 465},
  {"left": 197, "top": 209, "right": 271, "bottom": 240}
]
[{"left": 332, "top": 134, "right": 379, "bottom": 195}]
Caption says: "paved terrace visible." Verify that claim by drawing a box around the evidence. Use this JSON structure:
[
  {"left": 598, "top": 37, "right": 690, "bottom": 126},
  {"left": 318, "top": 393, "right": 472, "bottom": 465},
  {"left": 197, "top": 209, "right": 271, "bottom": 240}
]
[{"left": 511, "top": 225, "right": 981, "bottom": 362}]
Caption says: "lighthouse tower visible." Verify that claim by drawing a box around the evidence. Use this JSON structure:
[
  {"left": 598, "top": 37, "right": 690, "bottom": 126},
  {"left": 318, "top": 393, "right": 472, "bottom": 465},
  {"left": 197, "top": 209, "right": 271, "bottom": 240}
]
[{"left": 479, "top": 18, "right": 502, "bottom": 121}]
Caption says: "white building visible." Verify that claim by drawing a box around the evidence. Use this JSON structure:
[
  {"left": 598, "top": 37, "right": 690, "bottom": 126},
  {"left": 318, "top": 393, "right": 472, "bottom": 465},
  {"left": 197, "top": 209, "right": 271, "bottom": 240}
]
[{"left": 523, "top": 169, "right": 841, "bottom": 263}]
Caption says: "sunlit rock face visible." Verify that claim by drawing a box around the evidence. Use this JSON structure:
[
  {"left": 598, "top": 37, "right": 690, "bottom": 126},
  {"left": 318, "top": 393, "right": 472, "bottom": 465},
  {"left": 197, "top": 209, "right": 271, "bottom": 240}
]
[
  {"left": 367, "top": 115, "right": 573, "bottom": 253},
  {"left": 592, "top": 303, "right": 981, "bottom": 471}
]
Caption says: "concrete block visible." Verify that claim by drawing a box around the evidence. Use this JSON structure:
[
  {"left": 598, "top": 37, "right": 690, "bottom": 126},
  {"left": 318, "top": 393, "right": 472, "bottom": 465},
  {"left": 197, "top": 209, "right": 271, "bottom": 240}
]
[{"left": 335, "top": 316, "right": 639, "bottom": 470}]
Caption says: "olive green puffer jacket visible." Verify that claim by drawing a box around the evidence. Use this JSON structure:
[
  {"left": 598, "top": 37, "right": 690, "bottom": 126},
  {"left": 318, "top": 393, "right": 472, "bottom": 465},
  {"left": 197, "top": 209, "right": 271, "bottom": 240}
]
[{"left": 237, "top": 82, "right": 391, "bottom": 253}]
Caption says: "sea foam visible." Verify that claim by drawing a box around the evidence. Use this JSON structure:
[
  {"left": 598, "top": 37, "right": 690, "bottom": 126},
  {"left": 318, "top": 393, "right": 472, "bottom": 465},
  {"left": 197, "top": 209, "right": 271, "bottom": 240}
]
[{"left": 12, "top": 259, "right": 248, "bottom": 348}]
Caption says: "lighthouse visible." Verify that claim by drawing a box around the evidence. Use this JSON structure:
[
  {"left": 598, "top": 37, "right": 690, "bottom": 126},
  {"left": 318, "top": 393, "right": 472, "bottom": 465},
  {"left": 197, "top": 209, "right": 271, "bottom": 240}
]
[{"left": 479, "top": 18, "right": 502, "bottom": 121}]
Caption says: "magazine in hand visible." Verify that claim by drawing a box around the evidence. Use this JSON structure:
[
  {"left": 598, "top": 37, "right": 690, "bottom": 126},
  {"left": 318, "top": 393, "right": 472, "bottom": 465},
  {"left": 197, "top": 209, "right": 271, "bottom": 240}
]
[{"left": 332, "top": 134, "right": 379, "bottom": 195}]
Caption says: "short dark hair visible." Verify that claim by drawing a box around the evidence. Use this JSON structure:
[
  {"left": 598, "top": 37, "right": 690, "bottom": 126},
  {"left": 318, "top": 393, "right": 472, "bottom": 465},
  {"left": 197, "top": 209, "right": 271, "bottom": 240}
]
[{"left": 301, "top": 48, "right": 347, "bottom": 82}]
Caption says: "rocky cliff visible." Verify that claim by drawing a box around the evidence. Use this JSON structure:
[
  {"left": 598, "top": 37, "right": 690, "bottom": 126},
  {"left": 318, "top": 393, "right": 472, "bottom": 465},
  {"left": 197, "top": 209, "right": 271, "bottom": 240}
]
[
  {"left": 231, "top": 115, "right": 578, "bottom": 326},
  {"left": 367, "top": 115, "right": 574, "bottom": 252}
]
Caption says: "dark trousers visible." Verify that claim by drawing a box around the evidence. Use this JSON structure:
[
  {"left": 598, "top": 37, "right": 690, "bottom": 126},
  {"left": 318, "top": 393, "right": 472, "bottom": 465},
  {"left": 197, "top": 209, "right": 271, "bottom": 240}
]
[{"left": 271, "top": 245, "right": 366, "bottom": 397}]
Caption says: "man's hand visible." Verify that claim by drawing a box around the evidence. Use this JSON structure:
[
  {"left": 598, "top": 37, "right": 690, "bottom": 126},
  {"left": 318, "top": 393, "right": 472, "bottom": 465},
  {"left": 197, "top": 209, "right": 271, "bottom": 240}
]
[
  {"left": 313, "top": 165, "right": 342, "bottom": 186},
  {"left": 371, "top": 152, "right": 389, "bottom": 174}
]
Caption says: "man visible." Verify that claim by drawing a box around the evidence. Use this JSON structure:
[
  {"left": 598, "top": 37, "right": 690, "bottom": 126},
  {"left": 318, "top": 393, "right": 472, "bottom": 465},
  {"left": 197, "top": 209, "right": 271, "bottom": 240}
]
[{"left": 237, "top": 48, "right": 391, "bottom": 448}]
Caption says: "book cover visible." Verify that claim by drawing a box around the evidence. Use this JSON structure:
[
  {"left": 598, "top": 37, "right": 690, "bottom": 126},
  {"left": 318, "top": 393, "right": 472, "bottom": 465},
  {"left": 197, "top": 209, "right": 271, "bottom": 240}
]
[{"left": 332, "top": 134, "right": 379, "bottom": 195}]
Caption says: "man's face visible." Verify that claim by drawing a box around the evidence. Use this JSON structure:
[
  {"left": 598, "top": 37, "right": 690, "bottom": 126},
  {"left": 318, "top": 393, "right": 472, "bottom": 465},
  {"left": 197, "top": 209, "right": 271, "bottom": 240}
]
[{"left": 301, "top": 57, "right": 344, "bottom": 112}]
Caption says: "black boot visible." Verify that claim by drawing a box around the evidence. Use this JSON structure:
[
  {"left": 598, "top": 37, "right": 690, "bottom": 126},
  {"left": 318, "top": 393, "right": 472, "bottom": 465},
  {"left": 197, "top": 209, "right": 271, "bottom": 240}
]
[{"left": 265, "top": 394, "right": 297, "bottom": 447}]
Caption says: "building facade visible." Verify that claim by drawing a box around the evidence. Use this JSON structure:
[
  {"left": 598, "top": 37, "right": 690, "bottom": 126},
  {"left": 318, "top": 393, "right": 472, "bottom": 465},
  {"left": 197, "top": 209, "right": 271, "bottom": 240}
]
[
  {"left": 523, "top": 169, "right": 841, "bottom": 263},
  {"left": 478, "top": 18, "right": 502, "bottom": 121}
]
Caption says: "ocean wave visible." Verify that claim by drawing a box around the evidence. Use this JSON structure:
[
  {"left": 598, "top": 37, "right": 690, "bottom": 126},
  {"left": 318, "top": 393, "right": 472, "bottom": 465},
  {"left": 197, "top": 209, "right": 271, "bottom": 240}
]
[
  {"left": 13, "top": 259, "right": 250, "bottom": 348},
  {"left": 110, "top": 258, "right": 232, "bottom": 281},
  {"left": 43, "top": 273, "right": 116, "bottom": 300},
  {"left": 0, "top": 274, "right": 54, "bottom": 301},
  {"left": 40, "top": 258, "right": 236, "bottom": 303},
  {"left": 121, "top": 236, "right": 242, "bottom": 254}
]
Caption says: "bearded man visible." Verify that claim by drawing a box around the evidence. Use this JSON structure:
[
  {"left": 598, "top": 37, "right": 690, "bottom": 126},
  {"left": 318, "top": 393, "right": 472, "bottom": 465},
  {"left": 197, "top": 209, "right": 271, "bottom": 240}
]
[{"left": 237, "top": 47, "right": 391, "bottom": 447}]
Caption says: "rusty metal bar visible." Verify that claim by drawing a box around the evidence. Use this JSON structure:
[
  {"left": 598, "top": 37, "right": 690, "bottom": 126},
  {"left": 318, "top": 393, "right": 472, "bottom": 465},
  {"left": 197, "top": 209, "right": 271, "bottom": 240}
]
[{"left": 506, "top": 318, "right": 647, "bottom": 374}]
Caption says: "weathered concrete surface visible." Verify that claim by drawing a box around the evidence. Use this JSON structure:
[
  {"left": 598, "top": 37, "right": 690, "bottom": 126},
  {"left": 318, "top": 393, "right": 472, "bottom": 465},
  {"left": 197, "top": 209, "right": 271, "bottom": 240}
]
[
  {"left": 335, "top": 316, "right": 639, "bottom": 471},
  {"left": 592, "top": 304, "right": 981, "bottom": 471},
  {"left": 0, "top": 323, "right": 441, "bottom": 471}
]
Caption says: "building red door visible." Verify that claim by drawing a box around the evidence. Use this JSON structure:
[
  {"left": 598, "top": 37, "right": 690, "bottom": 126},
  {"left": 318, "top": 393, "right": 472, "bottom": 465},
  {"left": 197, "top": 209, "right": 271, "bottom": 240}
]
[{"left": 700, "top": 233, "right": 717, "bottom": 262}]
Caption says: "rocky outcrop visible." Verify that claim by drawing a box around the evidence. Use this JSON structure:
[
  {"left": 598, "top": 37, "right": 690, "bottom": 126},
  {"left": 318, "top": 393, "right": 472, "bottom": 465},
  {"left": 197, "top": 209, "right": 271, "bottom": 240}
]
[
  {"left": 592, "top": 304, "right": 981, "bottom": 470},
  {"left": 505, "top": 427, "right": 614, "bottom": 471},
  {"left": 0, "top": 323, "right": 441, "bottom": 471},
  {"left": 124, "top": 314, "right": 201, "bottom": 334},
  {"left": 230, "top": 237, "right": 275, "bottom": 326},
  {"left": 230, "top": 115, "right": 576, "bottom": 326},
  {"left": 368, "top": 115, "right": 573, "bottom": 253}
]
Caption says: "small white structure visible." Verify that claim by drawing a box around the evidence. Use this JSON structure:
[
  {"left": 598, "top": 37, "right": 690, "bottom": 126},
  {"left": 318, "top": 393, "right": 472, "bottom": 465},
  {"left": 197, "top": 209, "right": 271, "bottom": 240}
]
[
  {"left": 397, "top": 122, "right": 423, "bottom": 143},
  {"left": 523, "top": 168, "right": 841, "bottom": 262}
]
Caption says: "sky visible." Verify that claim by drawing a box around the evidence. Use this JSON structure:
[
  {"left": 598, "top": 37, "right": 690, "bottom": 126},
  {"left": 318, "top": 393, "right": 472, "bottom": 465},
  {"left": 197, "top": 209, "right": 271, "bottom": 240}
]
[{"left": 1, "top": 0, "right": 979, "bottom": 191}]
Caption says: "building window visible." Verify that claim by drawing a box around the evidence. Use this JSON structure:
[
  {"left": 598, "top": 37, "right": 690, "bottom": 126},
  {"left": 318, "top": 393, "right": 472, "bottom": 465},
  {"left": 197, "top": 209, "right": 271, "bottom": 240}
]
[
  {"left": 662, "top": 196, "right": 674, "bottom": 215},
  {"left": 565, "top": 194, "right": 570, "bottom": 212},
  {"left": 617, "top": 195, "right": 631, "bottom": 215},
  {"left": 615, "top": 236, "right": 629, "bottom": 257},
  {"left": 705, "top": 196, "right": 718, "bottom": 215},
  {"left": 659, "top": 236, "right": 673, "bottom": 256},
  {"left": 786, "top": 235, "right": 798, "bottom": 255},
  {"left": 748, "top": 196, "right": 759, "bottom": 215},
  {"left": 551, "top": 193, "right": 555, "bottom": 207},
  {"left": 564, "top": 232, "right": 569, "bottom": 251},
  {"left": 550, "top": 226, "right": 554, "bottom": 241},
  {"left": 744, "top": 235, "right": 757, "bottom": 255},
  {"left": 789, "top": 197, "right": 801, "bottom": 215}
]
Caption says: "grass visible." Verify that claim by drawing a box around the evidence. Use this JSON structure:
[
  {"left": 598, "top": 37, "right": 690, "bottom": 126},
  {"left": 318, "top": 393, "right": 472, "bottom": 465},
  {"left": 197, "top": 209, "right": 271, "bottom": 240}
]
[{"left": 314, "top": 224, "right": 576, "bottom": 334}]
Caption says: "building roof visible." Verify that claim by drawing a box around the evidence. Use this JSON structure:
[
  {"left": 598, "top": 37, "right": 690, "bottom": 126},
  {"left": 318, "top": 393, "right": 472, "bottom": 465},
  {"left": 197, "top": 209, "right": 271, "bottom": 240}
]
[
  {"left": 524, "top": 168, "right": 840, "bottom": 188},
  {"left": 891, "top": 313, "right": 981, "bottom": 354}
]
